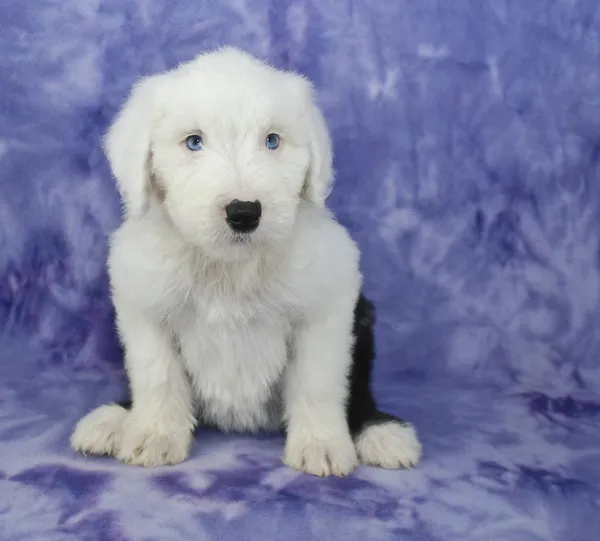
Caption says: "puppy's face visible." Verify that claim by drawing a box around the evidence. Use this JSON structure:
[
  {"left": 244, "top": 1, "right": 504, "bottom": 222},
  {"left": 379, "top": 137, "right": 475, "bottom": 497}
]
[
  {"left": 153, "top": 56, "right": 312, "bottom": 259},
  {"left": 105, "top": 48, "right": 333, "bottom": 261}
]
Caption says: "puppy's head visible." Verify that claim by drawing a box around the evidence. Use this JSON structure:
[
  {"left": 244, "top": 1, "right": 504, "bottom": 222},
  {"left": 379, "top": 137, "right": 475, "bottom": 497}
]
[{"left": 104, "top": 47, "right": 333, "bottom": 261}]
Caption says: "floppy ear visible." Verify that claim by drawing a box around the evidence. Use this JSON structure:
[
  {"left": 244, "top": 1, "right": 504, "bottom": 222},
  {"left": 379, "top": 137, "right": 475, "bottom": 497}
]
[
  {"left": 103, "top": 75, "right": 164, "bottom": 219},
  {"left": 302, "top": 84, "right": 334, "bottom": 207}
]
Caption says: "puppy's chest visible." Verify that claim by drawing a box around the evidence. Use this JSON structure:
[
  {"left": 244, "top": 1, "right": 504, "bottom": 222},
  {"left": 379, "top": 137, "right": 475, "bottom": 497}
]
[{"left": 172, "top": 282, "right": 296, "bottom": 431}]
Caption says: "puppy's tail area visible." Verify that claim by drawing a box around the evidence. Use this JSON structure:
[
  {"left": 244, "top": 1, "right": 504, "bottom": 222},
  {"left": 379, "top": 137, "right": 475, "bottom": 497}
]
[
  {"left": 347, "top": 294, "right": 422, "bottom": 468},
  {"left": 70, "top": 401, "right": 131, "bottom": 457}
]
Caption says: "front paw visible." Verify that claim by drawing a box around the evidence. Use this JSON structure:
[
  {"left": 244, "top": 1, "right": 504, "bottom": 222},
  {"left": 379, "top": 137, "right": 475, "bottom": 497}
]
[
  {"left": 118, "top": 423, "right": 192, "bottom": 467},
  {"left": 71, "top": 404, "right": 128, "bottom": 457},
  {"left": 284, "top": 431, "right": 358, "bottom": 477}
]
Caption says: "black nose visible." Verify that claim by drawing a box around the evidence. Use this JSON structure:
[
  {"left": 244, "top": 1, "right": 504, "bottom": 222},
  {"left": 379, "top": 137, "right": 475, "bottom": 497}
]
[{"left": 225, "top": 200, "right": 262, "bottom": 233}]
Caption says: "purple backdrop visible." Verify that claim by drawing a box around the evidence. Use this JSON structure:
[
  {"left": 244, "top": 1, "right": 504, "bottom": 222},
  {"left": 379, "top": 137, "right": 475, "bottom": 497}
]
[{"left": 1, "top": 1, "right": 600, "bottom": 540}]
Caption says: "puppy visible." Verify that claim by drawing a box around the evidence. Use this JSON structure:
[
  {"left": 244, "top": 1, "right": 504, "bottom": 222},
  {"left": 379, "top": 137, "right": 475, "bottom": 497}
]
[{"left": 71, "top": 47, "right": 422, "bottom": 476}]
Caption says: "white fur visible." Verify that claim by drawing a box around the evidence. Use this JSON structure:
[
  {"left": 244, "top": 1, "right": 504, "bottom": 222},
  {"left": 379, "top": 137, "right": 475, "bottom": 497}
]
[
  {"left": 71, "top": 47, "right": 411, "bottom": 476},
  {"left": 71, "top": 404, "right": 127, "bottom": 457},
  {"left": 355, "top": 422, "right": 422, "bottom": 469}
]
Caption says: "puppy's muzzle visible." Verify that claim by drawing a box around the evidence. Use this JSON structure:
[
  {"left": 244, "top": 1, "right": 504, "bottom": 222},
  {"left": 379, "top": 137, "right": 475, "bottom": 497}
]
[{"left": 225, "top": 200, "right": 262, "bottom": 233}]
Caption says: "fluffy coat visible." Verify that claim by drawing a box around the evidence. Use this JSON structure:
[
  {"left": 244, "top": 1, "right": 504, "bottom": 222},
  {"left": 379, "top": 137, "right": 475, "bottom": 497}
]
[{"left": 70, "top": 47, "right": 421, "bottom": 476}]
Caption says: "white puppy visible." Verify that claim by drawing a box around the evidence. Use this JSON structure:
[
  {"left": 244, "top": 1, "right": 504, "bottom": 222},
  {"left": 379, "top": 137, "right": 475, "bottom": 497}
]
[{"left": 71, "top": 47, "right": 421, "bottom": 476}]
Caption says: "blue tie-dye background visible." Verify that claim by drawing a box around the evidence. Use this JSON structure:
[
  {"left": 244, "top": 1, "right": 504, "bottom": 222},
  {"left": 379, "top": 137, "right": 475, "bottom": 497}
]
[{"left": 1, "top": 1, "right": 600, "bottom": 540}]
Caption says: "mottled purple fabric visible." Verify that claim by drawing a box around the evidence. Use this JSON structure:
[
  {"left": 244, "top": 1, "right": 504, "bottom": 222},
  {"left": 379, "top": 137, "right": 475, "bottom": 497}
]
[{"left": 1, "top": 1, "right": 600, "bottom": 539}]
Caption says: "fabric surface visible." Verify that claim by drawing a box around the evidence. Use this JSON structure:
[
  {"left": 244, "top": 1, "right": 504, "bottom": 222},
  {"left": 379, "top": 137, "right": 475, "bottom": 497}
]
[{"left": 2, "top": 1, "right": 600, "bottom": 539}]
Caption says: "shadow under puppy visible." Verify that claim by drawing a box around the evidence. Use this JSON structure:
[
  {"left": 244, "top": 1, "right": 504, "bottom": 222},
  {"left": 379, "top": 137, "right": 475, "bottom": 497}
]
[{"left": 71, "top": 47, "right": 421, "bottom": 476}]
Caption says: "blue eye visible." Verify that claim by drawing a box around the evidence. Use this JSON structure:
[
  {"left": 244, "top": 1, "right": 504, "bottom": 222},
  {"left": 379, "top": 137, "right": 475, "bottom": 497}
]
[
  {"left": 265, "top": 133, "right": 280, "bottom": 150},
  {"left": 186, "top": 135, "right": 203, "bottom": 151}
]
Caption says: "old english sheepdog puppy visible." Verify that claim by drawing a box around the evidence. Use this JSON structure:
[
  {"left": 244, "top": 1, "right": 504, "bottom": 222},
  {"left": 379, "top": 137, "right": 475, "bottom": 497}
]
[{"left": 71, "top": 47, "right": 422, "bottom": 476}]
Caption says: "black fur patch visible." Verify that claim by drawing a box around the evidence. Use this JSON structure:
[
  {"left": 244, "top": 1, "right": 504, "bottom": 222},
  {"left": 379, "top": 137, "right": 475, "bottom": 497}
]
[
  {"left": 116, "top": 400, "right": 132, "bottom": 410},
  {"left": 346, "top": 294, "right": 407, "bottom": 436}
]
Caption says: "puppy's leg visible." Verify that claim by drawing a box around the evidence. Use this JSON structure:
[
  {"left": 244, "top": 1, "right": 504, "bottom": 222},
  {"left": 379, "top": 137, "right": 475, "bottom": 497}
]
[
  {"left": 348, "top": 295, "right": 422, "bottom": 469},
  {"left": 283, "top": 296, "right": 358, "bottom": 477},
  {"left": 112, "top": 299, "right": 196, "bottom": 467}
]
